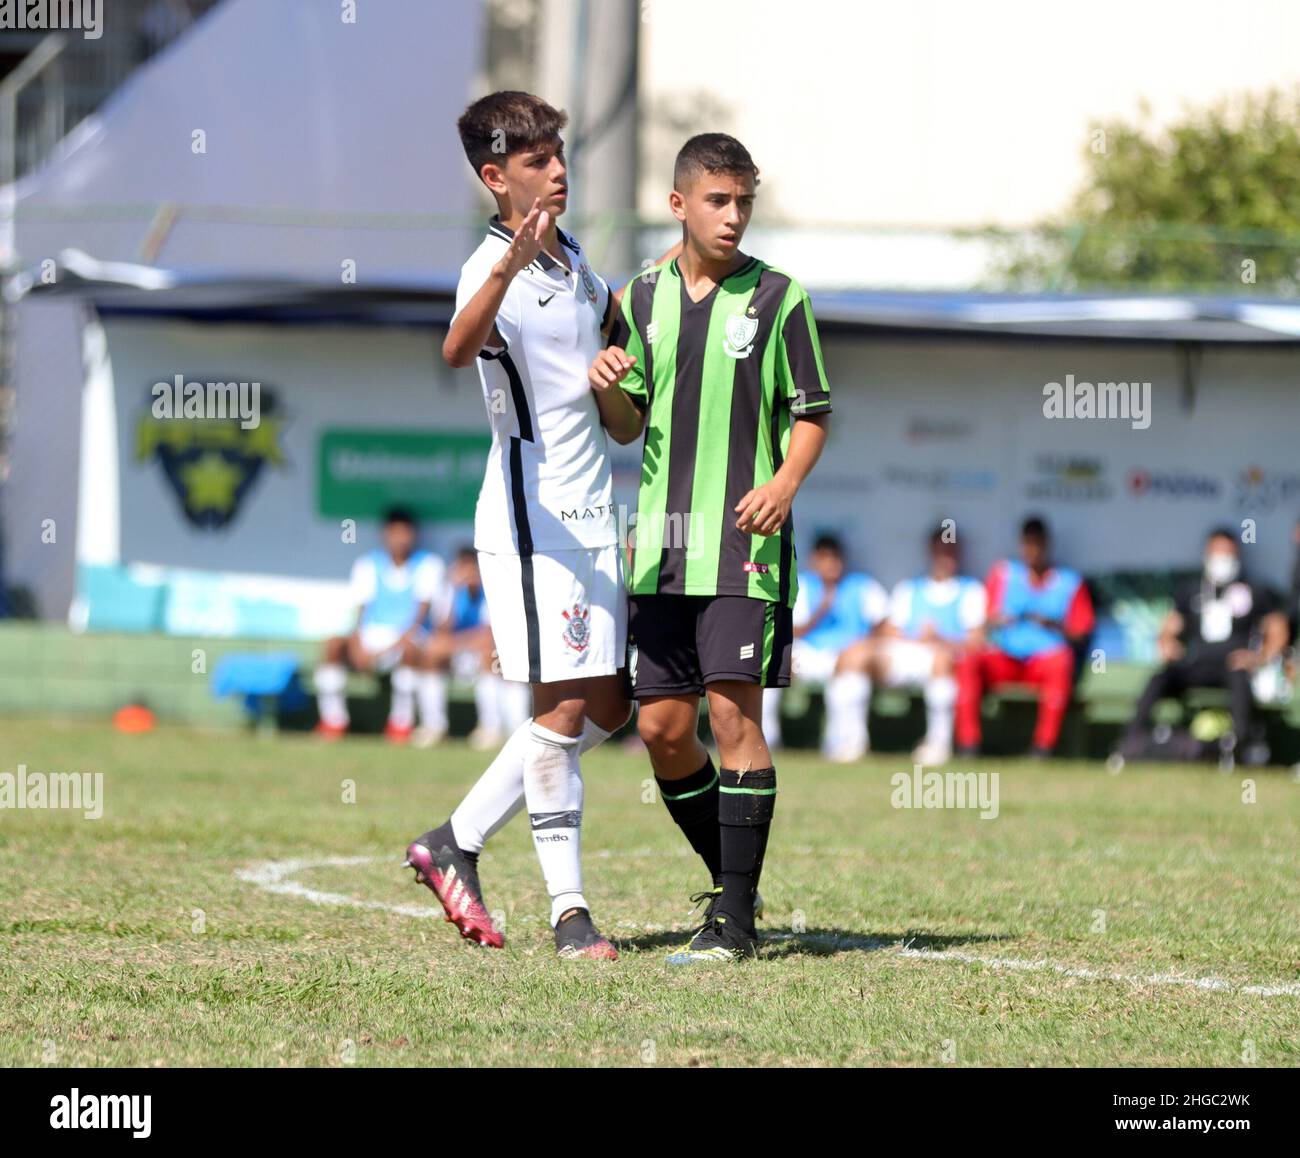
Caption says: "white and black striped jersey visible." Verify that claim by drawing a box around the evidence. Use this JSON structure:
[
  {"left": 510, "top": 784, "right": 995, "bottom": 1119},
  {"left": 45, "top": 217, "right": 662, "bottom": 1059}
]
[{"left": 453, "top": 217, "right": 618, "bottom": 556}]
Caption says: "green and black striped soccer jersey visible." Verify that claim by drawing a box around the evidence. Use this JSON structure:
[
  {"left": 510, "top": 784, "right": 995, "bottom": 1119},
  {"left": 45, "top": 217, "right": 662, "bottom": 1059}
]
[{"left": 609, "top": 255, "right": 831, "bottom": 609}]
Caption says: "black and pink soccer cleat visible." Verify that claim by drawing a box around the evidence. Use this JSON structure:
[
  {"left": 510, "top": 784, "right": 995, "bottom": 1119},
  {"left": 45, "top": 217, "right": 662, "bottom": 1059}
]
[{"left": 404, "top": 823, "right": 504, "bottom": 949}]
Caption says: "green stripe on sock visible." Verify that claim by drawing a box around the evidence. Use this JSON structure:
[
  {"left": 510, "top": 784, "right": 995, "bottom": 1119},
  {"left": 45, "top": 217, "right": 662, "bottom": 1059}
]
[
  {"left": 719, "top": 785, "right": 778, "bottom": 795},
  {"left": 660, "top": 773, "right": 719, "bottom": 801}
]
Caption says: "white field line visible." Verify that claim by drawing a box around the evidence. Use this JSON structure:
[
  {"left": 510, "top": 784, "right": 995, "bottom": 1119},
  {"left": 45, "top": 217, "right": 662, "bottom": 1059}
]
[
  {"left": 234, "top": 855, "right": 1300, "bottom": 998},
  {"left": 893, "top": 945, "right": 1300, "bottom": 998}
]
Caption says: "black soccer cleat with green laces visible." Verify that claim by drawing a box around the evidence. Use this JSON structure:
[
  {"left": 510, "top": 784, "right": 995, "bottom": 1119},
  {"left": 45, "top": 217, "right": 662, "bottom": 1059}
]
[
  {"left": 665, "top": 913, "right": 758, "bottom": 965},
  {"left": 690, "top": 885, "right": 765, "bottom": 926}
]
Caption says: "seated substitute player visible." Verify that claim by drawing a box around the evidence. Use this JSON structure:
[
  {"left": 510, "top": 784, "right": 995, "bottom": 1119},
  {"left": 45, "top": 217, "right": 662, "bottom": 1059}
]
[
  {"left": 1115, "top": 527, "right": 1288, "bottom": 765},
  {"left": 760, "top": 533, "right": 889, "bottom": 762},
  {"left": 415, "top": 546, "right": 529, "bottom": 750},
  {"left": 954, "top": 515, "right": 1094, "bottom": 758},
  {"left": 314, "top": 507, "right": 446, "bottom": 744},
  {"left": 404, "top": 92, "right": 678, "bottom": 960},
  {"left": 592, "top": 133, "right": 831, "bottom": 964},
  {"left": 869, "top": 525, "right": 985, "bottom": 767}
]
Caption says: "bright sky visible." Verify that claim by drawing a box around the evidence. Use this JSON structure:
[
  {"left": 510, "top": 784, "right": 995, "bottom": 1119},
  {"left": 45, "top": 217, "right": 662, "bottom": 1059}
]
[{"left": 640, "top": 0, "right": 1300, "bottom": 227}]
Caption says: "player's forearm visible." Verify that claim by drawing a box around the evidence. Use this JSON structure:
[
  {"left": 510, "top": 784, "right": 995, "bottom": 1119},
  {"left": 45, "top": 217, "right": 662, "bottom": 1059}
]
[
  {"left": 773, "top": 414, "right": 829, "bottom": 498},
  {"left": 402, "top": 602, "right": 433, "bottom": 644},
  {"left": 593, "top": 386, "right": 645, "bottom": 445},
  {"left": 443, "top": 263, "right": 514, "bottom": 368}
]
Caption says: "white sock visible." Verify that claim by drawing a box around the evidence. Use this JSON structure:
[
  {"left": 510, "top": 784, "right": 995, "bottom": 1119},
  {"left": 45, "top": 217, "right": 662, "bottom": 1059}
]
[
  {"left": 389, "top": 666, "right": 417, "bottom": 729},
  {"left": 923, "top": 675, "right": 957, "bottom": 751},
  {"left": 499, "top": 679, "right": 531, "bottom": 733},
  {"left": 824, "top": 672, "right": 871, "bottom": 756},
  {"left": 762, "top": 688, "right": 783, "bottom": 749},
  {"left": 451, "top": 720, "right": 532, "bottom": 853},
  {"left": 417, "top": 671, "right": 449, "bottom": 733},
  {"left": 474, "top": 673, "right": 502, "bottom": 735},
  {"left": 450, "top": 715, "right": 614, "bottom": 855},
  {"left": 315, "top": 663, "right": 348, "bottom": 727},
  {"left": 579, "top": 717, "right": 613, "bottom": 753},
  {"left": 524, "top": 722, "right": 586, "bottom": 927}
]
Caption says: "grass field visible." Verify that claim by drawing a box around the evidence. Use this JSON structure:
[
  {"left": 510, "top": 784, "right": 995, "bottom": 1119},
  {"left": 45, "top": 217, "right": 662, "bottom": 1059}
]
[{"left": 2, "top": 717, "right": 1298, "bottom": 1067}]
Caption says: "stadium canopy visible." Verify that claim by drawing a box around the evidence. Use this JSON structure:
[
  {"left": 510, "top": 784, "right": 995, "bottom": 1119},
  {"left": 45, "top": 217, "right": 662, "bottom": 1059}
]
[
  {"left": 2, "top": 0, "right": 484, "bottom": 620},
  {"left": 14, "top": 251, "right": 1300, "bottom": 346},
  {"left": 5, "top": 0, "right": 484, "bottom": 276}
]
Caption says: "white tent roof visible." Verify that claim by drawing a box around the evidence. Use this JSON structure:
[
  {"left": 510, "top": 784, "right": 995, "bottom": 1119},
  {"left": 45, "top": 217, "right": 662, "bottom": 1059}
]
[
  {"left": 10, "top": 0, "right": 485, "bottom": 277},
  {"left": 2, "top": 0, "right": 486, "bottom": 621}
]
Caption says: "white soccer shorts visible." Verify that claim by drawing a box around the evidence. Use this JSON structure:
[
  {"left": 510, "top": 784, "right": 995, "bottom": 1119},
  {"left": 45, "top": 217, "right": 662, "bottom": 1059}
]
[
  {"left": 477, "top": 544, "right": 627, "bottom": 684},
  {"left": 358, "top": 623, "right": 428, "bottom": 672},
  {"left": 790, "top": 639, "right": 840, "bottom": 684},
  {"left": 879, "top": 638, "right": 941, "bottom": 686}
]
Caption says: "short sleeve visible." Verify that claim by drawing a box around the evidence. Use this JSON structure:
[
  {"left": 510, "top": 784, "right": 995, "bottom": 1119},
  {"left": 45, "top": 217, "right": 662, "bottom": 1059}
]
[
  {"left": 861, "top": 577, "right": 889, "bottom": 626},
  {"left": 598, "top": 275, "right": 615, "bottom": 332},
  {"left": 959, "top": 579, "right": 987, "bottom": 630},
  {"left": 452, "top": 248, "right": 522, "bottom": 355},
  {"left": 775, "top": 284, "right": 831, "bottom": 417},
  {"left": 610, "top": 281, "right": 647, "bottom": 411},
  {"left": 430, "top": 584, "right": 455, "bottom": 627},
  {"left": 412, "top": 554, "right": 446, "bottom": 604},
  {"left": 793, "top": 582, "right": 812, "bottom": 628},
  {"left": 349, "top": 557, "right": 377, "bottom": 607}
]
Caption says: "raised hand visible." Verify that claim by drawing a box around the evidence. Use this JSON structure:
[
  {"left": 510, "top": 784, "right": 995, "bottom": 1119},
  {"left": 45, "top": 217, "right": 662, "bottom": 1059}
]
[{"left": 500, "top": 198, "right": 550, "bottom": 277}]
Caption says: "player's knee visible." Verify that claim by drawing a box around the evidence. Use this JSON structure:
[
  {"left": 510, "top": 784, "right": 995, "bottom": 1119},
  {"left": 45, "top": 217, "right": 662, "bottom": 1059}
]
[
  {"left": 637, "top": 710, "right": 690, "bottom": 754},
  {"left": 705, "top": 697, "right": 747, "bottom": 748},
  {"left": 834, "top": 640, "right": 863, "bottom": 676}
]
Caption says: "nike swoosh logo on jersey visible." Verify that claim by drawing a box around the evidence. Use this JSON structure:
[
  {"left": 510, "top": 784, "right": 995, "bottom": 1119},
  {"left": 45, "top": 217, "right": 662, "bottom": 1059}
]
[{"left": 539, "top": 293, "right": 556, "bottom": 307}]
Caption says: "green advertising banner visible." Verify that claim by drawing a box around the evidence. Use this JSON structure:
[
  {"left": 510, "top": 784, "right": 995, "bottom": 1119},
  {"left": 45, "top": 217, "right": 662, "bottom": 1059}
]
[{"left": 317, "top": 429, "right": 490, "bottom": 521}]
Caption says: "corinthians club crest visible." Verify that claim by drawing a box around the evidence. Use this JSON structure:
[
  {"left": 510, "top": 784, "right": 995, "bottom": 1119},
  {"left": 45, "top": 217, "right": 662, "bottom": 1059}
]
[
  {"left": 579, "top": 262, "right": 599, "bottom": 304},
  {"left": 723, "top": 305, "right": 759, "bottom": 359},
  {"left": 561, "top": 603, "right": 591, "bottom": 652}
]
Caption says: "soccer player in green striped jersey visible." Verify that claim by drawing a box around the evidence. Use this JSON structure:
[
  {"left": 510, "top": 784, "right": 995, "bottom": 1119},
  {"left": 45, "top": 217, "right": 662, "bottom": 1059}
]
[{"left": 589, "top": 133, "right": 831, "bottom": 963}]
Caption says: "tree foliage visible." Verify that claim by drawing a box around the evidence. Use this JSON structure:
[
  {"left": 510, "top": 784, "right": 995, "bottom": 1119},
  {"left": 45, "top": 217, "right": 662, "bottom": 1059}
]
[{"left": 989, "top": 88, "right": 1300, "bottom": 293}]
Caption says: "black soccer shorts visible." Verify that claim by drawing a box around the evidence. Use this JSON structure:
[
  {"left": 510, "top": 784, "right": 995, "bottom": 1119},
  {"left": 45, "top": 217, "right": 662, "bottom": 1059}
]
[{"left": 627, "top": 593, "right": 793, "bottom": 699}]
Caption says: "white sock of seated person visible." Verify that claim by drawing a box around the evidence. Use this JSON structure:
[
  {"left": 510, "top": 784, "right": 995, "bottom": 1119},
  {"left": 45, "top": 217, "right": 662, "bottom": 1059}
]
[{"left": 524, "top": 721, "right": 587, "bottom": 928}]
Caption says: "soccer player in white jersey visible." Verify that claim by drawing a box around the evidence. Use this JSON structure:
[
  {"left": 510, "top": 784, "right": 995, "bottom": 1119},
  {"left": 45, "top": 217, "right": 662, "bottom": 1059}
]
[
  {"left": 869, "top": 526, "right": 986, "bottom": 766},
  {"left": 315, "top": 507, "right": 447, "bottom": 744},
  {"left": 404, "top": 92, "right": 679, "bottom": 959}
]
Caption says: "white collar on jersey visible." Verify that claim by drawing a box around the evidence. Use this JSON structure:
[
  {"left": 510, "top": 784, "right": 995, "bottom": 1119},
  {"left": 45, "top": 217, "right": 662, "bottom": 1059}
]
[{"left": 487, "top": 215, "right": 579, "bottom": 276}]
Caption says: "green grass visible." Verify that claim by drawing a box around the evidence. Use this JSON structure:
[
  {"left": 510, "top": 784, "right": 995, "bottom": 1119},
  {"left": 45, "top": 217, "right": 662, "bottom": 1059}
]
[{"left": 2, "top": 717, "right": 1298, "bottom": 1067}]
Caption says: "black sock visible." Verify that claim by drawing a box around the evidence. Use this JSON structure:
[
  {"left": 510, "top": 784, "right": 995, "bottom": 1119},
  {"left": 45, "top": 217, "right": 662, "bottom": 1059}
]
[
  {"left": 718, "top": 765, "right": 777, "bottom": 935},
  {"left": 433, "top": 820, "right": 477, "bottom": 865},
  {"left": 656, "top": 755, "right": 721, "bottom": 884}
]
